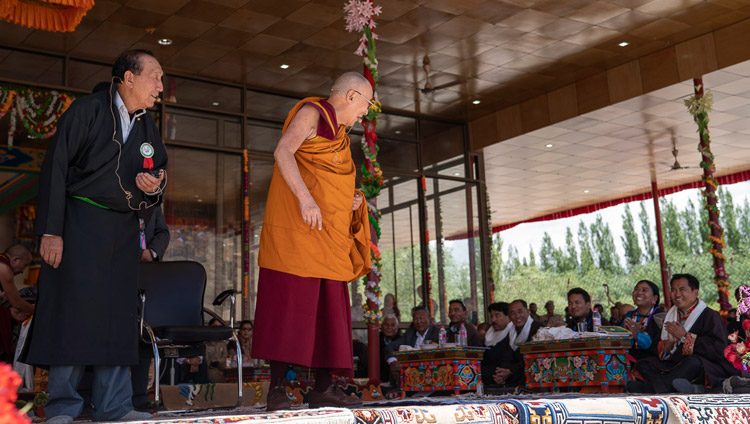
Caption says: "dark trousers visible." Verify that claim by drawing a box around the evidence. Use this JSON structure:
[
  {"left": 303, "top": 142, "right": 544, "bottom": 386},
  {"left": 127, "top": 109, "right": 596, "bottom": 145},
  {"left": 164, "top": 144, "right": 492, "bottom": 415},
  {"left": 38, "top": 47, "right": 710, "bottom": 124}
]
[{"left": 637, "top": 356, "right": 704, "bottom": 393}]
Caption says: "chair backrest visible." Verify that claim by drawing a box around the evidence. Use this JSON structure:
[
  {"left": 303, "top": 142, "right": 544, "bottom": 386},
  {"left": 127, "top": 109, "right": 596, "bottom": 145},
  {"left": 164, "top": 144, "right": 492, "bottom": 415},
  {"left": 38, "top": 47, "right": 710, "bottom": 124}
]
[{"left": 138, "top": 261, "right": 206, "bottom": 328}]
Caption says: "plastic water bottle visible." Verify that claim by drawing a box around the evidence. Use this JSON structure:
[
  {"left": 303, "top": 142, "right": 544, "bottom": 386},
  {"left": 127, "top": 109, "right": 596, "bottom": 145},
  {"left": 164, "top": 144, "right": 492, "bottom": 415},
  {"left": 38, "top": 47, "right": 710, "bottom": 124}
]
[
  {"left": 439, "top": 325, "right": 447, "bottom": 347},
  {"left": 592, "top": 310, "right": 602, "bottom": 332},
  {"left": 459, "top": 323, "right": 468, "bottom": 346}
]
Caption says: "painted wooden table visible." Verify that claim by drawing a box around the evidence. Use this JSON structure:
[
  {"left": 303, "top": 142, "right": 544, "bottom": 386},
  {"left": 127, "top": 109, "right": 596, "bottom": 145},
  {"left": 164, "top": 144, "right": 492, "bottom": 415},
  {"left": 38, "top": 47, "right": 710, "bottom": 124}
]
[
  {"left": 393, "top": 347, "right": 485, "bottom": 395},
  {"left": 519, "top": 335, "right": 631, "bottom": 392}
]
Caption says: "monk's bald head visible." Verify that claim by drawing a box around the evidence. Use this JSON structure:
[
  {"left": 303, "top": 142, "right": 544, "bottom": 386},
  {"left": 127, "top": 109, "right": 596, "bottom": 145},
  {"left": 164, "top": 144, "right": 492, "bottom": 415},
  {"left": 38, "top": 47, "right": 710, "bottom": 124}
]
[{"left": 331, "top": 72, "right": 371, "bottom": 97}]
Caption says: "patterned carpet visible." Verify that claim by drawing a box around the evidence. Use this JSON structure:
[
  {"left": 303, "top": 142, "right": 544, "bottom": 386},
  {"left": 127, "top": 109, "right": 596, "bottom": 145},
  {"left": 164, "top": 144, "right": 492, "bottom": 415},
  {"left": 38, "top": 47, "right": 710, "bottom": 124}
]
[{"left": 107, "top": 394, "right": 750, "bottom": 424}]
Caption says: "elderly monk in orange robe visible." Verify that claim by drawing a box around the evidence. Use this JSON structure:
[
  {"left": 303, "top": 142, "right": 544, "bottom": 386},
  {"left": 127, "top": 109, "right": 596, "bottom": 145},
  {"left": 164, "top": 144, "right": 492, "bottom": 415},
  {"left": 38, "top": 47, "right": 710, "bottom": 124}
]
[{"left": 252, "top": 72, "right": 373, "bottom": 411}]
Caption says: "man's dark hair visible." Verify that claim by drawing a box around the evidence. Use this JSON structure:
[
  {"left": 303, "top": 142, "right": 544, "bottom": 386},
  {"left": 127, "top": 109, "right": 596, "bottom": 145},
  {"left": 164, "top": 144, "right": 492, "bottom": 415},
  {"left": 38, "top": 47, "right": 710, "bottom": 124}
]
[
  {"left": 594, "top": 303, "right": 604, "bottom": 312},
  {"left": 510, "top": 299, "right": 527, "bottom": 309},
  {"left": 411, "top": 305, "right": 428, "bottom": 315},
  {"left": 671, "top": 273, "right": 700, "bottom": 291},
  {"left": 636, "top": 279, "right": 661, "bottom": 306},
  {"left": 448, "top": 299, "right": 467, "bottom": 311},
  {"left": 112, "top": 49, "right": 155, "bottom": 82},
  {"left": 238, "top": 320, "right": 253, "bottom": 329},
  {"left": 488, "top": 302, "right": 509, "bottom": 315},
  {"left": 567, "top": 287, "right": 591, "bottom": 304}
]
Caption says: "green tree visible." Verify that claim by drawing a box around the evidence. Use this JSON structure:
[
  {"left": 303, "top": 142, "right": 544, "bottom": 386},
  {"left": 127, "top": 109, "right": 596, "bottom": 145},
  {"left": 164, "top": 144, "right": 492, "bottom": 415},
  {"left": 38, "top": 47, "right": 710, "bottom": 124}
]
[
  {"left": 578, "top": 221, "right": 595, "bottom": 272},
  {"left": 590, "top": 214, "right": 620, "bottom": 273},
  {"left": 719, "top": 187, "right": 741, "bottom": 250},
  {"left": 680, "top": 198, "right": 702, "bottom": 254},
  {"left": 738, "top": 199, "right": 750, "bottom": 250},
  {"left": 490, "top": 233, "right": 503, "bottom": 281},
  {"left": 661, "top": 198, "right": 689, "bottom": 253},
  {"left": 639, "top": 201, "right": 656, "bottom": 261},
  {"left": 698, "top": 196, "right": 711, "bottom": 252},
  {"left": 562, "top": 227, "right": 578, "bottom": 272},
  {"left": 621, "top": 205, "right": 642, "bottom": 268},
  {"left": 539, "top": 232, "right": 556, "bottom": 271},
  {"left": 529, "top": 247, "right": 536, "bottom": 267},
  {"left": 505, "top": 245, "right": 520, "bottom": 276}
]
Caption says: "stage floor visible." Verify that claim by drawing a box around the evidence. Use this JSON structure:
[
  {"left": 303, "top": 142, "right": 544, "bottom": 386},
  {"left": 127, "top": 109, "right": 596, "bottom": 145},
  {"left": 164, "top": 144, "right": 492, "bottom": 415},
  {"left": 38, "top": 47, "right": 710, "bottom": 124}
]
[{"left": 94, "top": 393, "right": 750, "bottom": 424}]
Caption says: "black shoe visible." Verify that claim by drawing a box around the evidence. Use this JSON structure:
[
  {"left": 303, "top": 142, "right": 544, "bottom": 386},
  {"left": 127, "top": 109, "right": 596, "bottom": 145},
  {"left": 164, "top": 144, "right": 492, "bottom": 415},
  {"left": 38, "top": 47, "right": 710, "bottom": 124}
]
[
  {"left": 625, "top": 380, "right": 653, "bottom": 393},
  {"left": 133, "top": 400, "right": 154, "bottom": 412},
  {"left": 266, "top": 386, "right": 292, "bottom": 411},
  {"left": 672, "top": 378, "right": 705, "bottom": 394}
]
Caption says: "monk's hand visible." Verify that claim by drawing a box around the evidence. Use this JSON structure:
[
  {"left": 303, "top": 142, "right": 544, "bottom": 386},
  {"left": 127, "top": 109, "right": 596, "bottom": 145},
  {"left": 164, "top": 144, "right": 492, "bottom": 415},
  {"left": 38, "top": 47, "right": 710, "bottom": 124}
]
[
  {"left": 300, "top": 197, "right": 322, "bottom": 230},
  {"left": 40, "top": 235, "right": 63, "bottom": 269},
  {"left": 352, "top": 193, "right": 363, "bottom": 211},
  {"left": 136, "top": 171, "right": 164, "bottom": 194}
]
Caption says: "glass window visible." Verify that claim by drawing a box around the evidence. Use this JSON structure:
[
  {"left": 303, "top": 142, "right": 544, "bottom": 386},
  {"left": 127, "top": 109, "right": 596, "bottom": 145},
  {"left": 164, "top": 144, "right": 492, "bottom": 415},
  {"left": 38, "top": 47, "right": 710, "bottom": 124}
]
[
  {"left": 378, "top": 138, "right": 419, "bottom": 173},
  {"left": 164, "top": 76, "right": 242, "bottom": 113},
  {"left": 68, "top": 60, "right": 111, "bottom": 92},
  {"left": 247, "top": 159, "right": 274, "bottom": 319},
  {"left": 378, "top": 114, "right": 416, "bottom": 140},
  {"left": 246, "top": 122, "right": 281, "bottom": 152},
  {"left": 0, "top": 49, "right": 62, "bottom": 85},
  {"left": 245, "top": 91, "right": 297, "bottom": 121},
  {"left": 421, "top": 120, "right": 466, "bottom": 177},
  {"left": 161, "top": 148, "right": 243, "bottom": 322},
  {"left": 224, "top": 119, "right": 241, "bottom": 148},
  {"left": 164, "top": 109, "right": 217, "bottom": 145}
]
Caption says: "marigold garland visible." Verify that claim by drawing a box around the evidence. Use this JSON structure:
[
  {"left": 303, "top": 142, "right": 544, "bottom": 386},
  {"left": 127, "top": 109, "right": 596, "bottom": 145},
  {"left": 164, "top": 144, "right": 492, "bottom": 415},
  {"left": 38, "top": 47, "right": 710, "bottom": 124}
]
[
  {"left": 0, "top": 363, "right": 30, "bottom": 424},
  {"left": 686, "top": 83, "right": 730, "bottom": 313}
]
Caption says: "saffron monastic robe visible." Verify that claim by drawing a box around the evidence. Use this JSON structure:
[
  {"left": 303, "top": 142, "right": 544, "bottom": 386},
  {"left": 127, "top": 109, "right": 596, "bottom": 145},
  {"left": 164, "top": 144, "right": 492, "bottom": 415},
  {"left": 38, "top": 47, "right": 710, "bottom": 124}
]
[
  {"left": 23, "top": 84, "right": 167, "bottom": 366},
  {"left": 253, "top": 98, "right": 371, "bottom": 373}
]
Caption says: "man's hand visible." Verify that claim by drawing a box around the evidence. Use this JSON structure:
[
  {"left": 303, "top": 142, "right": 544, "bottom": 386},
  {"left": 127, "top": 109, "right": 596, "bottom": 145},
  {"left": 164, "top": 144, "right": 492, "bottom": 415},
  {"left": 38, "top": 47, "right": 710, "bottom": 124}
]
[
  {"left": 299, "top": 197, "right": 322, "bottom": 230},
  {"left": 665, "top": 321, "right": 687, "bottom": 339},
  {"left": 136, "top": 172, "right": 164, "bottom": 194},
  {"left": 10, "top": 307, "right": 30, "bottom": 322},
  {"left": 41, "top": 235, "right": 63, "bottom": 268},
  {"left": 141, "top": 249, "right": 154, "bottom": 262},
  {"left": 493, "top": 367, "right": 511, "bottom": 385},
  {"left": 352, "top": 193, "right": 363, "bottom": 211}
]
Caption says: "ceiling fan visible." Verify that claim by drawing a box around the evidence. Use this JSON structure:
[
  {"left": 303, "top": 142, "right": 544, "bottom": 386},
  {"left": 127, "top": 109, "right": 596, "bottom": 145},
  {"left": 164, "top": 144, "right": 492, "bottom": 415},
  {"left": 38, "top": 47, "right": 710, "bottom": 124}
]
[
  {"left": 664, "top": 135, "right": 694, "bottom": 172},
  {"left": 420, "top": 55, "right": 463, "bottom": 94}
]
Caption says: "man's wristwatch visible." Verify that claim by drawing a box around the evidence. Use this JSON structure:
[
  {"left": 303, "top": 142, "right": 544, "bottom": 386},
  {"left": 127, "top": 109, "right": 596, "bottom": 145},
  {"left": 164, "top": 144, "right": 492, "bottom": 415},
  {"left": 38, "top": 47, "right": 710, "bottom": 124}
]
[{"left": 149, "top": 248, "right": 158, "bottom": 261}]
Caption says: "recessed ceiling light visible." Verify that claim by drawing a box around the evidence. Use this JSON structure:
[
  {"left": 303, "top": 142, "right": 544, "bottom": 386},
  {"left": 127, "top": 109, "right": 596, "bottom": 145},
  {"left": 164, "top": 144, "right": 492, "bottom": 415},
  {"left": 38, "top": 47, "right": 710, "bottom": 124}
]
[
  {"left": 394, "top": 130, "right": 401, "bottom": 134},
  {"left": 280, "top": 64, "right": 290, "bottom": 69},
  {"left": 545, "top": 143, "right": 553, "bottom": 148},
  {"left": 472, "top": 100, "right": 481, "bottom": 104},
  {"left": 197, "top": 199, "right": 203, "bottom": 203},
  {"left": 158, "top": 38, "right": 172, "bottom": 46},
  {"left": 212, "top": 101, "right": 220, "bottom": 106},
  {"left": 583, "top": 189, "right": 590, "bottom": 193},
  {"left": 618, "top": 41, "right": 629, "bottom": 47},
  {"left": 453, "top": 172, "right": 460, "bottom": 176}
]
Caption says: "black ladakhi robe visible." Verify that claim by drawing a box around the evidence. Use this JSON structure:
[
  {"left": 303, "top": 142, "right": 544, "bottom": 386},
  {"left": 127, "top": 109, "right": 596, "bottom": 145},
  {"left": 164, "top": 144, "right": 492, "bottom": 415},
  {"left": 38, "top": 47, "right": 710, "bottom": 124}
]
[{"left": 24, "top": 84, "right": 167, "bottom": 366}]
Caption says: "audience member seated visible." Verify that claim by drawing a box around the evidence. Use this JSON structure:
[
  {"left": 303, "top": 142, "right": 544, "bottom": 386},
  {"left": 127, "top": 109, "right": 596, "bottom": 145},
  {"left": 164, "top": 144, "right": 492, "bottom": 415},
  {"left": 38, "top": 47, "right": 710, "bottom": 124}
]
[
  {"left": 384, "top": 305, "right": 440, "bottom": 391},
  {"left": 528, "top": 303, "right": 540, "bottom": 322},
  {"left": 228, "top": 320, "right": 264, "bottom": 367},
  {"left": 629, "top": 274, "right": 740, "bottom": 394},
  {"left": 0, "top": 244, "right": 33, "bottom": 363},
  {"left": 728, "top": 286, "right": 750, "bottom": 335},
  {"left": 379, "top": 314, "right": 402, "bottom": 394},
  {"left": 622, "top": 280, "right": 665, "bottom": 362},
  {"left": 446, "top": 299, "right": 482, "bottom": 346},
  {"left": 566, "top": 288, "right": 609, "bottom": 331},
  {"left": 481, "top": 302, "right": 511, "bottom": 389},
  {"left": 610, "top": 306, "right": 622, "bottom": 326},
  {"left": 482, "top": 300, "right": 541, "bottom": 390},
  {"left": 206, "top": 318, "right": 228, "bottom": 383},
  {"left": 539, "top": 300, "right": 564, "bottom": 327},
  {"left": 594, "top": 303, "right": 605, "bottom": 316}
]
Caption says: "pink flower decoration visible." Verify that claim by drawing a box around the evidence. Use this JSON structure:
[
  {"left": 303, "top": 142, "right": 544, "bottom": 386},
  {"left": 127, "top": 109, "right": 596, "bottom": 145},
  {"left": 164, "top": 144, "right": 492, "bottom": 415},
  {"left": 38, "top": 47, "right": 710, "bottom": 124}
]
[
  {"left": 729, "top": 331, "right": 739, "bottom": 343},
  {"left": 737, "top": 341, "right": 747, "bottom": 355},
  {"left": 743, "top": 319, "right": 750, "bottom": 332}
]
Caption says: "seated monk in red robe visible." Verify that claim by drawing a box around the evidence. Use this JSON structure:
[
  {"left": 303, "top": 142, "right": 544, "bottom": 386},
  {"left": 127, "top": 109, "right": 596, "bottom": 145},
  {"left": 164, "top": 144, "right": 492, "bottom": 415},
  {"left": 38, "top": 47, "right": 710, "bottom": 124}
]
[{"left": 252, "top": 72, "right": 373, "bottom": 411}]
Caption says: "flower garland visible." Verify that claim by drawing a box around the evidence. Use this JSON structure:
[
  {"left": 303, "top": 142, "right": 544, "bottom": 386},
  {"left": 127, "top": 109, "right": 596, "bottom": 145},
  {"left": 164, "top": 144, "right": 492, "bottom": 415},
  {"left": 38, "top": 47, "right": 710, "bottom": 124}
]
[
  {"left": 344, "top": 0, "right": 383, "bottom": 325},
  {"left": 422, "top": 176, "right": 433, "bottom": 318},
  {"left": 0, "top": 86, "right": 74, "bottom": 149},
  {"left": 685, "top": 82, "right": 731, "bottom": 311},
  {"left": 725, "top": 319, "right": 750, "bottom": 371},
  {"left": 486, "top": 190, "right": 495, "bottom": 302},
  {"left": 0, "top": 364, "right": 30, "bottom": 424},
  {"left": 738, "top": 286, "right": 750, "bottom": 317}
]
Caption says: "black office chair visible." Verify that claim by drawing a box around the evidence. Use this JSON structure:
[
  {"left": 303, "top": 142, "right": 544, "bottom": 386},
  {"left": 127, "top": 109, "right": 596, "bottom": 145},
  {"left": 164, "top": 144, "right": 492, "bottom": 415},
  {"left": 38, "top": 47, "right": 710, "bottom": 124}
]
[{"left": 138, "top": 261, "right": 243, "bottom": 408}]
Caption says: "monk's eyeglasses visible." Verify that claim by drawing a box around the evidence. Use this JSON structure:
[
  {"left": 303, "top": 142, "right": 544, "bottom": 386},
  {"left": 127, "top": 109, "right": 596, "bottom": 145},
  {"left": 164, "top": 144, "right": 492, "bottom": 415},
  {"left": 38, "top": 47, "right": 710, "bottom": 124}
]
[{"left": 334, "top": 89, "right": 375, "bottom": 109}]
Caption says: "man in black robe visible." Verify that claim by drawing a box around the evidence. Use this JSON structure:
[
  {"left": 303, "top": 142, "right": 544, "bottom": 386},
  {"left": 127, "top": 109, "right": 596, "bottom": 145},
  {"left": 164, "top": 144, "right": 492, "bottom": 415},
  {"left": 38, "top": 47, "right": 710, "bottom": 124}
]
[
  {"left": 483, "top": 300, "right": 541, "bottom": 390},
  {"left": 24, "top": 49, "right": 167, "bottom": 423},
  {"left": 446, "top": 299, "right": 482, "bottom": 346},
  {"left": 629, "top": 274, "right": 740, "bottom": 393},
  {"left": 566, "top": 287, "right": 609, "bottom": 331}
]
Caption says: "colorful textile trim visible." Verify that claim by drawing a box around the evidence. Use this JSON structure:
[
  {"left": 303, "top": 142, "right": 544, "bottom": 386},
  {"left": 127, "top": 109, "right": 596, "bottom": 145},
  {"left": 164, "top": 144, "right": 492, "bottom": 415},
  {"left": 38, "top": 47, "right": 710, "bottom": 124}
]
[{"left": 682, "top": 333, "right": 696, "bottom": 356}]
